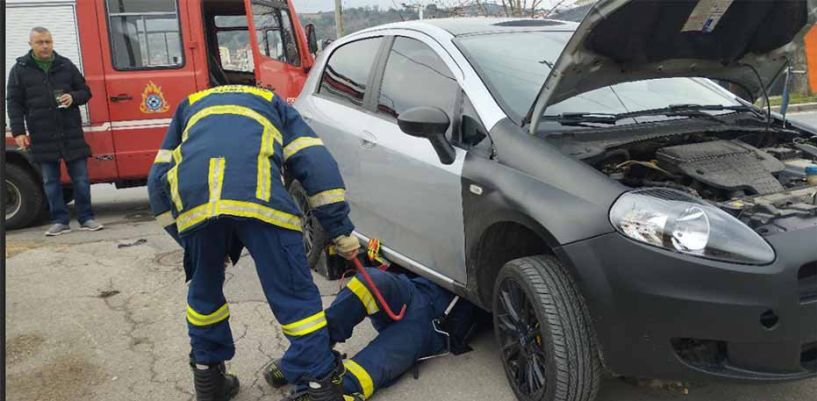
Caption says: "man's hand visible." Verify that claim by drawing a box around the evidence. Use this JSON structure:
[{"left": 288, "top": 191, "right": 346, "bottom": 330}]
[
  {"left": 333, "top": 235, "right": 360, "bottom": 260},
  {"left": 14, "top": 135, "right": 30, "bottom": 150},
  {"left": 59, "top": 93, "right": 74, "bottom": 108}
]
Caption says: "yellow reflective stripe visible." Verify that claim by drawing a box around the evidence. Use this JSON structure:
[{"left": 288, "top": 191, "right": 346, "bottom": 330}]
[
  {"left": 343, "top": 360, "right": 374, "bottom": 399},
  {"left": 309, "top": 189, "right": 346, "bottom": 208},
  {"left": 167, "top": 166, "right": 183, "bottom": 211},
  {"left": 256, "top": 126, "right": 273, "bottom": 201},
  {"left": 181, "top": 104, "right": 282, "bottom": 145},
  {"left": 281, "top": 311, "right": 327, "bottom": 337},
  {"left": 156, "top": 211, "right": 175, "bottom": 228},
  {"left": 175, "top": 200, "right": 302, "bottom": 233},
  {"left": 187, "top": 303, "right": 230, "bottom": 326},
  {"left": 347, "top": 277, "right": 379, "bottom": 315},
  {"left": 154, "top": 149, "right": 173, "bottom": 164},
  {"left": 208, "top": 158, "right": 226, "bottom": 215},
  {"left": 284, "top": 137, "right": 323, "bottom": 161},
  {"left": 188, "top": 85, "right": 275, "bottom": 105},
  {"left": 343, "top": 396, "right": 357, "bottom": 401},
  {"left": 168, "top": 146, "right": 184, "bottom": 211}
]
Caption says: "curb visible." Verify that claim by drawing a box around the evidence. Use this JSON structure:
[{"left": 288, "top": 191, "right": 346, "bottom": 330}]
[{"left": 772, "top": 102, "right": 817, "bottom": 113}]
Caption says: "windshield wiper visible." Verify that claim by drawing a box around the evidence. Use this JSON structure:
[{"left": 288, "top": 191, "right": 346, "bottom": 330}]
[
  {"left": 616, "top": 104, "right": 754, "bottom": 123},
  {"left": 540, "top": 112, "right": 618, "bottom": 126},
  {"left": 542, "top": 104, "right": 756, "bottom": 127}
]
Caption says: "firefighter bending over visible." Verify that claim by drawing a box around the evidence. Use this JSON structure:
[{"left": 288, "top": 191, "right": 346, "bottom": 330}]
[{"left": 148, "top": 85, "right": 360, "bottom": 401}]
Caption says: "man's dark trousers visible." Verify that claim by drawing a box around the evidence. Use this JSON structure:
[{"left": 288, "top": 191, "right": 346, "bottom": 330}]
[
  {"left": 40, "top": 157, "right": 94, "bottom": 225},
  {"left": 184, "top": 218, "right": 336, "bottom": 383}
]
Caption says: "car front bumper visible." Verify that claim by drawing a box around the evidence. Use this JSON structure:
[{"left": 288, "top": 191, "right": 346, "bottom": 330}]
[{"left": 560, "top": 224, "right": 817, "bottom": 382}]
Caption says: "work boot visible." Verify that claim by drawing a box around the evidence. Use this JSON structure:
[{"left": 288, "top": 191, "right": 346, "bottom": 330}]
[
  {"left": 190, "top": 360, "right": 240, "bottom": 401},
  {"left": 263, "top": 358, "right": 288, "bottom": 389},
  {"left": 305, "top": 362, "right": 346, "bottom": 401}
]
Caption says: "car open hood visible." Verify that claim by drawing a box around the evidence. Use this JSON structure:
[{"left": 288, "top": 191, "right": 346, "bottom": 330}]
[{"left": 529, "top": 0, "right": 816, "bottom": 132}]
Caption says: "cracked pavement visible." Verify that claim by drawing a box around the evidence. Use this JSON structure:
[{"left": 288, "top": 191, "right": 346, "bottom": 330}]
[{"left": 5, "top": 185, "right": 816, "bottom": 401}]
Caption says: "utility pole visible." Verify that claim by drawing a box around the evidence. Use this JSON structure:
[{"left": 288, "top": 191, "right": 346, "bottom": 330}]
[{"left": 334, "top": 0, "right": 344, "bottom": 38}]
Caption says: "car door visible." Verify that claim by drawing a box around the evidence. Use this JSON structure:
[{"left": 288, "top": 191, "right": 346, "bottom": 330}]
[
  {"left": 299, "top": 36, "right": 387, "bottom": 237},
  {"left": 360, "top": 35, "right": 468, "bottom": 283}
]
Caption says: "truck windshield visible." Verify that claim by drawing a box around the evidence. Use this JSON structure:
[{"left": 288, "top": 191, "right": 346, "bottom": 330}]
[{"left": 456, "top": 31, "right": 741, "bottom": 126}]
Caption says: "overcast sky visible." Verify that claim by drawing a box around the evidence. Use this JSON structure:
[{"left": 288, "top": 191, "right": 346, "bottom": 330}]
[{"left": 292, "top": 0, "right": 578, "bottom": 14}]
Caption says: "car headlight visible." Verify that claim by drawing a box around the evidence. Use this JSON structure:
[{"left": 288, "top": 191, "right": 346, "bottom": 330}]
[{"left": 609, "top": 188, "right": 775, "bottom": 265}]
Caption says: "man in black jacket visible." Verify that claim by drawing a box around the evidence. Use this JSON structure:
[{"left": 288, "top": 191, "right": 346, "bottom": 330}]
[{"left": 7, "top": 27, "right": 103, "bottom": 236}]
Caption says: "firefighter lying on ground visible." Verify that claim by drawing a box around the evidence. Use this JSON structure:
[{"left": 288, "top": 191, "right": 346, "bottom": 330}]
[
  {"left": 263, "top": 254, "right": 482, "bottom": 401},
  {"left": 148, "top": 85, "right": 360, "bottom": 401}
]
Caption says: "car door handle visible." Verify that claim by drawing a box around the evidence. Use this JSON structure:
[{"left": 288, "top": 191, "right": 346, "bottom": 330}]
[
  {"left": 360, "top": 130, "right": 377, "bottom": 149},
  {"left": 110, "top": 93, "right": 132, "bottom": 102}
]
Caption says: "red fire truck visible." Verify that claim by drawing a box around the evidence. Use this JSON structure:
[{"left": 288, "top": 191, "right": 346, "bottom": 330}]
[{"left": 5, "top": 0, "right": 318, "bottom": 229}]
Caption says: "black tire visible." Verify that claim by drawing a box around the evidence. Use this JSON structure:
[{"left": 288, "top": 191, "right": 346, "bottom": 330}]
[
  {"left": 288, "top": 179, "right": 328, "bottom": 268},
  {"left": 493, "top": 255, "right": 600, "bottom": 401},
  {"left": 5, "top": 163, "right": 46, "bottom": 229}
]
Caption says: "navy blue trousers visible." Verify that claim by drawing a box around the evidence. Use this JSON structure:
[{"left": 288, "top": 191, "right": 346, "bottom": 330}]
[
  {"left": 325, "top": 268, "right": 451, "bottom": 399},
  {"left": 184, "top": 218, "right": 336, "bottom": 383}
]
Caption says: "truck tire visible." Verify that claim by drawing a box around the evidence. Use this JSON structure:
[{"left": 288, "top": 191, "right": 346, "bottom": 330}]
[
  {"left": 63, "top": 187, "right": 74, "bottom": 205},
  {"left": 6, "top": 163, "right": 46, "bottom": 230},
  {"left": 288, "top": 179, "right": 328, "bottom": 268},
  {"left": 493, "top": 255, "right": 600, "bottom": 401}
]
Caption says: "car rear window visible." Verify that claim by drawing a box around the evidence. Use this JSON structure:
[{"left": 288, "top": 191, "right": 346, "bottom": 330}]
[{"left": 319, "top": 37, "right": 383, "bottom": 108}]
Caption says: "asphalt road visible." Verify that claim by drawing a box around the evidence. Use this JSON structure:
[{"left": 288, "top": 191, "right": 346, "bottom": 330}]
[{"left": 5, "top": 112, "right": 817, "bottom": 401}]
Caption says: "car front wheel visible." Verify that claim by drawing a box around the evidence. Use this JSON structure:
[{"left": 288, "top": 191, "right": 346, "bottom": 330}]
[
  {"left": 288, "top": 179, "right": 328, "bottom": 268},
  {"left": 493, "top": 255, "right": 600, "bottom": 401}
]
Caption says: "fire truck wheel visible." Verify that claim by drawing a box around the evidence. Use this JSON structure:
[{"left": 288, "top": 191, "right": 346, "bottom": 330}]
[
  {"left": 6, "top": 163, "right": 46, "bottom": 230},
  {"left": 288, "top": 179, "right": 328, "bottom": 268}
]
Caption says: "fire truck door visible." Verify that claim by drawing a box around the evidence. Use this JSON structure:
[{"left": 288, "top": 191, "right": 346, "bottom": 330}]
[
  {"left": 96, "top": 0, "right": 199, "bottom": 179},
  {"left": 244, "top": 0, "right": 309, "bottom": 102}
]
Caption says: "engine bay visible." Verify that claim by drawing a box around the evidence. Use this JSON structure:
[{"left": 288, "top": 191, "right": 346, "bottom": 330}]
[{"left": 546, "top": 122, "right": 817, "bottom": 235}]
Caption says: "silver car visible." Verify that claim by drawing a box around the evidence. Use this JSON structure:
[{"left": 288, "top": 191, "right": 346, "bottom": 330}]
[{"left": 294, "top": 1, "right": 817, "bottom": 400}]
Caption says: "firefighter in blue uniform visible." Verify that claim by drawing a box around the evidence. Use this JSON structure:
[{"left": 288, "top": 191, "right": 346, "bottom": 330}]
[
  {"left": 148, "top": 85, "right": 360, "bottom": 401},
  {"left": 264, "top": 266, "right": 480, "bottom": 401}
]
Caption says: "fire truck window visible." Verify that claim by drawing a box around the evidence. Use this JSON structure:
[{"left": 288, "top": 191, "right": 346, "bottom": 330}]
[
  {"left": 251, "top": 3, "right": 300, "bottom": 66},
  {"left": 107, "top": 0, "right": 184, "bottom": 70},
  {"left": 216, "top": 31, "right": 254, "bottom": 72},
  {"left": 318, "top": 37, "right": 382, "bottom": 108}
]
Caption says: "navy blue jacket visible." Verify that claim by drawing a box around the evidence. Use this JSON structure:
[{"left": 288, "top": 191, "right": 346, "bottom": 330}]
[{"left": 148, "top": 85, "right": 354, "bottom": 248}]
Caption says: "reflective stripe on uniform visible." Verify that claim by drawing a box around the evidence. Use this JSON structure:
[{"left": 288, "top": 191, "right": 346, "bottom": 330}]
[
  {"left": 179, "top": 104, "right": 282, "bottom": 203},
  {"left": 181, "top": 104, "right": 282, "bottom": 145},
  {"left": 208, "top": 158, "right": 226, "bottom": 215},
  {"left": 188, "top": 85, "right": 275, "bottom": 105},
  {"left": 309, "top": 188, "right": 345, "bottom": 208},
  {"left": 154, "top": 149, "right": 173, "bottom": 164},
  {"left": 156, "top": 211, "right": 175, "bottom": 228},
  {"left": 167, "top": 165, "right": 183, "bottom": 211},
  {"left": 256, "top": 125, "right": 275, "bottom": 201},
  {"left": 175, "top": 200, "right": 302, "bottom": 233},
  {"left": 347, "top": 277, "right": 379, "bottom": 315},
  {"left": 343, "top": 359, "right": 374, "bottom": 399},
  {"left": 280, "top": 311, "right": 327, "bottom": 337},
  {"left": 283, "top": 137, "right": 323, "bottom": 161},
  {"left": 187, "top": 303, "right": 230, "bottom": 326}
]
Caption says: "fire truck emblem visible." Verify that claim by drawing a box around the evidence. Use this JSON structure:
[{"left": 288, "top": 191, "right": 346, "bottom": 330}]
[{"left": 140, "top": 81, "right": 170, "bottom": 114}]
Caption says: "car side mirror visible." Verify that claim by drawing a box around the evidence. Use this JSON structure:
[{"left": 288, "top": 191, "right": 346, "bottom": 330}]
[
  {"left": 397, "top": 106, "right": 456, "bottom": 165},
  {"left": 305, "top": 24, "right": 319, "bottom": 54}
]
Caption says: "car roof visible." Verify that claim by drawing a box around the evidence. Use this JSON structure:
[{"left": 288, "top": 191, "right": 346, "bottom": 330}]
[
  {"left": 355, "top": 17, "right": 579, "bottom": 38},
  {"left": 416, "top": 17, "right": 578, "bottom": 36}
]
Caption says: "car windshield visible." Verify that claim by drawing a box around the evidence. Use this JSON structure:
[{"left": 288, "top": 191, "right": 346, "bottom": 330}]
[{"left": 456, "top": 31, "right": 742, "bottom": 125}]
